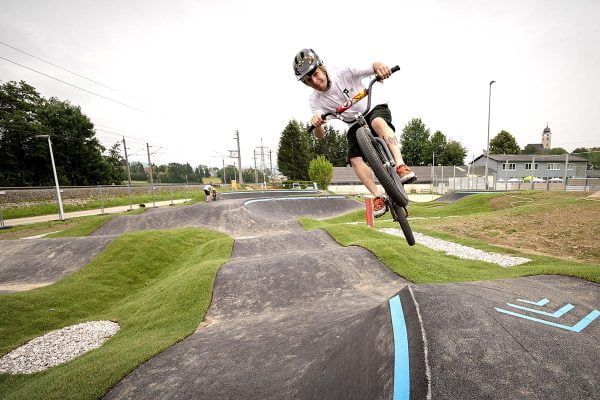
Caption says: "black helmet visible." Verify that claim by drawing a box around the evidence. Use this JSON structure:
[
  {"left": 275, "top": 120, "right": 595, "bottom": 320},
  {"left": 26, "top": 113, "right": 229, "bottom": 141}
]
[{"left": 293, "top": 48, "right": 323, "bottom": 82}]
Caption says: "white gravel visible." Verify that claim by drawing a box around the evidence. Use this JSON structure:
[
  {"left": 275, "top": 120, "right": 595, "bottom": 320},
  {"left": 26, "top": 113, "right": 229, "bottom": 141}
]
[
  {"left": 379, "top": 228, "right": 531, "bottom": 267},
  {"left": 0, "top": 320, "right": 120, "bottom": 374}
]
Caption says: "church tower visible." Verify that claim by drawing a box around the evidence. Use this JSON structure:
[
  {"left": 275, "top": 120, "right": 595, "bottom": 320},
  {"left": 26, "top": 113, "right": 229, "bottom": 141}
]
[{"left": 542, "top": 124, "right": 551, "bottom": 149}]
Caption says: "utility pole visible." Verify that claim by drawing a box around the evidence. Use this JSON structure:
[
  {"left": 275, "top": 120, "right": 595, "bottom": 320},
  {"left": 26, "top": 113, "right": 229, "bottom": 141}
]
[
  {"left": 146, "top": 143, "right": 155, "bottom": 207},
  {"left": 269, "top": 149, "right": 273, "bottom": 178},
  {"left": 37, "top": 135, "right": 65, "bottom": 221},
  {"left": 234, "top": 130, "right": 243, "bottom": 184},
  {"left": 563, "top": 153, "right": 569, "bottom": 192},
  {"left": 253, "top": 149, "right": 258, "bottom": 183},
  {"left": 122, "top": 136, "right": 132, "bottom": 185},
  {"left": 122, "top": 137, "right": 133, "bottom": 210},
  {"left": 261, "top": 137, "right": 266, "bottom": 188},
  {"left": 484, "top": 80, "right": 496, "bottom": 190}
]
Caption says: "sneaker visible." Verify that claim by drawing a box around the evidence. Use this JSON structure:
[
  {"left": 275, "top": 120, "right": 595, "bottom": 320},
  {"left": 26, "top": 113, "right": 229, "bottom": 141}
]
[
  {"left": 396, "top": 164, "right": 417, "bottom": 184},
  {"left": 373, "top": 196, "right": 388, "bottom": 218}
]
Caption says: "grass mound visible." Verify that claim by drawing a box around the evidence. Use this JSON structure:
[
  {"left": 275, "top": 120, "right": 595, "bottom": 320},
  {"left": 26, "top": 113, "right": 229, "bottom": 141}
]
[
  {"left": 300, "top": 192, "right": 600, "bottom": 284},
  {"left": 0, "top": 227, "right": 233, "bottom": 400}
]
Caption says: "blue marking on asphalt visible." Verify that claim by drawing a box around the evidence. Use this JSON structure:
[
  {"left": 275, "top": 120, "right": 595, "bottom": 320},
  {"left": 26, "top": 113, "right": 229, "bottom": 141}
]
[
  {"left": 506, "top": 302, "right": 574, "bottom": 318},
  {"left": 495, "top": 308, "right": 600, "bottom": 333},
  {"left": 517, "top": 298, "right": 550, "bottom": 306},
  {"left": 389, "top": 295, "right": 410, "bottom": 400}
]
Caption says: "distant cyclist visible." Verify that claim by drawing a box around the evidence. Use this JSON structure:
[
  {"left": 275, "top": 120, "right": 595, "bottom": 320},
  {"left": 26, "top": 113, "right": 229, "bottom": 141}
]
[
  {"left": 203, "top": 183, "right": 213, "bottom": 202},
  {"left": 293, "top": 48, "right": 416, "bottom": 217}
]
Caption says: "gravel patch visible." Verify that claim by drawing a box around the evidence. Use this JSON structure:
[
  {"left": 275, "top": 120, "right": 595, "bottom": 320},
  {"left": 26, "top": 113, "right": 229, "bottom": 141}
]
[
  {"left": 0, "top": 321, "right": 120, "bottom": 374},
  {"left": 379, "top": 228, "right": 531, "bottom": 267}
]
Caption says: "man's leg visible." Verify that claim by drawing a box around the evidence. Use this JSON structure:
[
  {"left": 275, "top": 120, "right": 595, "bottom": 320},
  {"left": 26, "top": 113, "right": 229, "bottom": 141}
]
[
  {"left": 371, "top": 117, "right": 404, "bottom": 165},
  {"left": 350, "top": 156, "right": 388, "bottom": 217},
  {"left": 371, "top": 117, "right": 416, "bottom": 183},
  {"left": 350, "top": 156, "right": 382, "bottom": 196}
]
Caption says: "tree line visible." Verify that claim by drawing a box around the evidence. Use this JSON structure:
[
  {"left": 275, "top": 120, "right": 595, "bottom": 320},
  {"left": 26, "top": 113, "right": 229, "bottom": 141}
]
[
  {"left": 277, "top": 118, "right": 469, "bottom": 180},
  {"left": 485, "top": 130, "right": 599, "bottom": 168},
  {"left": 0, "top": 80, "right": 274, "bottom": 187},
  {"left": 0, "top": 81, "right": 125, "bottom": 186}
]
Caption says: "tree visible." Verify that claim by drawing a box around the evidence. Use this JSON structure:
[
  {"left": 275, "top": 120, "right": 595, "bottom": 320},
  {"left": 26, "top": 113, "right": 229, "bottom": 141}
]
[
  {"left": 129, "top": 161, "right": 147, "bottom": 181},
  {"left": 443, "top": 140, "right": 467, "bottom": 165},
  {"left": 489, "top": 130, "right": 520, "bottom": 154},
  {"left": 242, "top": 167, "right": 266, "bottom": 183},
  {"left": 572, "top": 147, "right": 589, "bottom": 155},
  {"left": 311, "top": 125, "right": 347, "bottom": 167},
  {"left": 548, "top": 147, "right": 567, "bottom": 155},
  {"left": 277, "top": 120, "right": 314, "bottom": 180},
  {"left": 308, "top": 155, "right": 333, "bottom": 190},
  {"left": 0, "top": 81, "right": 48, "bottom": 186},
  {"left": 400, "top": 118, "right": 430, "bottom": 166},
  {"left": 1, "top": 81, "right": 116, "bottom": 186},
  {"left": 104, "top": 142, "right": 126, "bottom": 184},
  {"left": 522, "top": 144, "right": 539, "bottom": 154},
  {"left": 429, "top": 130, "right": 446, "bottom": 165},
  {"left": 217, "top": 164, "right": 237, "bottom": 183},
  {"left": 573, "top": 147, "right": 600, "bottom": 170},
  {"left": 39, "top": 98, "right": 112, "bottom": 185}
]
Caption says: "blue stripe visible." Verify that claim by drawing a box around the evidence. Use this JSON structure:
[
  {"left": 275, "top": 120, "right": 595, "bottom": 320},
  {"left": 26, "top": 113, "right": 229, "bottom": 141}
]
[
  {"left": 517, "top": 298, "right": 549, "bottom": 306},
  {"left": 495, "top": 308, "right": 600, "bottom": 333},
  {"left": 389, "top": 295, "right": 410, "bottom": 400},
  {"left": 506, "top": 302, "right": 574, "bottom": 318}
]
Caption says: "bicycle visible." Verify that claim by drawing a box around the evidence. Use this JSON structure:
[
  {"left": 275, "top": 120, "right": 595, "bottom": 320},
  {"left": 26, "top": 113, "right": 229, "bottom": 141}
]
[{"left": 309, "top": 65, "right": 415, "bottom": 246}]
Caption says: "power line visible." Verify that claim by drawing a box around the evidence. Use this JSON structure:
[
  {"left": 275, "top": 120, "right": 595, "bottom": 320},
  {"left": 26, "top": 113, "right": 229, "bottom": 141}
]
[
  {"left": 0, "top": 40, "right": 131, "bottom": 97},
  {"left": 0, "top": 55, "right": 145, "bottom": 112}
]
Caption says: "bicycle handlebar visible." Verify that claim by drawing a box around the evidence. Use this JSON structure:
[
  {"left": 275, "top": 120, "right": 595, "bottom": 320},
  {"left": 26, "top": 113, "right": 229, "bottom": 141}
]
[{"left": 308, "top": 65, "right": 400, "bottom": 133}]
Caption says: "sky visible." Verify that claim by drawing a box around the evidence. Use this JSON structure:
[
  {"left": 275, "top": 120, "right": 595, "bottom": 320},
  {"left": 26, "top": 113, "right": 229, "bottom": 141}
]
[{"left": 1, "top": 0, "right": 599, "bottom": 170}]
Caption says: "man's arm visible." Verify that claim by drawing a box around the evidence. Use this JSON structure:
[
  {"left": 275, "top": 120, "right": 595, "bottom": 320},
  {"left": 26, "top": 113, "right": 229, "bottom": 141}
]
[
  {"left": 311, "top": 113, "right": 326, "bottom": 140},
  {"left": 372, "top": 62, "right": 392, "bottom": 80}
]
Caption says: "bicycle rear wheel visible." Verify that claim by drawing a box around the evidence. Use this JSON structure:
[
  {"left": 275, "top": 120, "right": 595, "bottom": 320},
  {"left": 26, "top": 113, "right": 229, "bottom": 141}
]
[{"left": 356, "top": 127, "right": 408, "bottom": 207}]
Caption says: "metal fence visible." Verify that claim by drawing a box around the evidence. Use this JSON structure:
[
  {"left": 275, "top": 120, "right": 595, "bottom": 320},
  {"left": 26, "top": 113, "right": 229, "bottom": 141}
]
[
  {"left": 431, "top": 176, "right": 600, "bottom": 195},
  {"left": 0, "top": 184, "right": 206, "bottom": 222}
]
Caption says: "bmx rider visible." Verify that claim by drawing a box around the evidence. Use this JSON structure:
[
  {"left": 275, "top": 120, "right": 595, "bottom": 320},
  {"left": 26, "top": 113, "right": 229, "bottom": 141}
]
[{"left": 293, "top": 48, "right": 416, "bottom": 217}]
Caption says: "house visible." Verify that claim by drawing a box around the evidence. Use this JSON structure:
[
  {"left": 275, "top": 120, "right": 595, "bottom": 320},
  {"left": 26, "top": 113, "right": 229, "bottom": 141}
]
[
  {"left": 329, "top": 165, "right": 475, "bottom": 194},
  {"left": 471, "top": 154, "right": 589, "bottom": 181}
]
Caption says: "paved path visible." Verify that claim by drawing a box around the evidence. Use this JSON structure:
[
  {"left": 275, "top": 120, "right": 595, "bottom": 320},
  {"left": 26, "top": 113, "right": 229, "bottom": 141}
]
[
  {"left": 2, "top": 199, "right": 191, "bottom": 227},
  {"left": 1, "top": 192, "right": 598, "bottom": 399}
]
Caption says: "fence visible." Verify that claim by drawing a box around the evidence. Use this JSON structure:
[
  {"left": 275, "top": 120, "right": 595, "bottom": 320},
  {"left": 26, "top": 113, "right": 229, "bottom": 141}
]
[
  {"left": 0, "top": 184, "right": 206, "bottom": 221},
  {"left": 434, "top": 176, "right": 600, "bottom": 194}
]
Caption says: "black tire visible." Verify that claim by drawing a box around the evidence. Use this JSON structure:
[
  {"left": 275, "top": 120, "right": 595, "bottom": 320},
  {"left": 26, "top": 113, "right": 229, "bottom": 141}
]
[
  {"left": 395, "top": 205, "right": 416, "bottom": 246},
  {"left": 356, "top": 127, "right": 408, "bottom": 207}
]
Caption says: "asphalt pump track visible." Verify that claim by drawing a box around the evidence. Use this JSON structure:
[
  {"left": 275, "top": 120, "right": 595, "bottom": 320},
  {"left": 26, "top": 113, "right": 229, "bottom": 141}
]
[{"left": 1, "top": 193, "right": 598, "bottom": 399}]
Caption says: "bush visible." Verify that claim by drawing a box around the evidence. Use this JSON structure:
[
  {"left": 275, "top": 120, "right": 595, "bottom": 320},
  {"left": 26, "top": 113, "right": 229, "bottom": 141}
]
[{"left": 308, "top": 155, "right": 333, "bottom": 190}]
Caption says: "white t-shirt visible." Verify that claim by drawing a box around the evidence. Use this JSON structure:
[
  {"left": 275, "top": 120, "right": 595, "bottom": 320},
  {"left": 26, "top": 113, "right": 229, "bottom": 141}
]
[
  {"left": 204, "top": 184, "right": 213, "bottom": 191},
  {"left": 309, "top": 66, "right": 388, "bottom": 125}
]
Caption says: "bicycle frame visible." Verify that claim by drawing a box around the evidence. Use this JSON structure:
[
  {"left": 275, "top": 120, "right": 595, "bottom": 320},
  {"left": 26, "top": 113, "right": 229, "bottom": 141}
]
[{"left": 308, "top": 65, "right": 400, "bottom": 130}]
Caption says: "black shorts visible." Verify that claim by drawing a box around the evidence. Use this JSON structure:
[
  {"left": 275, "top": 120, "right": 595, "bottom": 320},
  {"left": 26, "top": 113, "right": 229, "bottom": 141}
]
[
  {"left": 204, "top": 189, "right": 210, "bottom": 195},
  {"left": 346, "top": 104, "right": 395, "bottom": 162}
]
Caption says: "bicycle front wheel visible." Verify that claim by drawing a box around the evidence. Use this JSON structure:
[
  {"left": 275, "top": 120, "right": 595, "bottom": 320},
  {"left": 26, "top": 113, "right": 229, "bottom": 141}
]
[{"left": 356, "top": 127, "right": 408, "bottom": 207}]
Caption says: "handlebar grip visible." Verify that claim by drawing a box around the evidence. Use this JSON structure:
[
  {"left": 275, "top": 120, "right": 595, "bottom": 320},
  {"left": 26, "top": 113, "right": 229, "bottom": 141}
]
[
  {"left": 308, "top": 113, "right": 328, "bottom": 133},
  {"left": 391, "top": 65, "right": 400, "bottom": 73}
]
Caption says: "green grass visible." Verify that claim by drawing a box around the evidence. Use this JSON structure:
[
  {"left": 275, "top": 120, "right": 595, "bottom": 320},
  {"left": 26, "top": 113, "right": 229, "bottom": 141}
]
[
  {"left": 302, "top": 221, "right": 600, "bottom": 284},
  {"left": 3, "top": 190, "right": 206, "bottom": 220},
  {"left": 0, "top": 227, "right": 234, "bottom": 400},
  {"left": 300, "top": 192, "right": 600, "bottom": 284}
]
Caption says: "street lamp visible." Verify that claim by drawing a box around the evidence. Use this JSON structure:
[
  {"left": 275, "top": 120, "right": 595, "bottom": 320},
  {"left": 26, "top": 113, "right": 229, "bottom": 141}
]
[
  {"left": 484, "top": 80, "right": 496, "bottom": 190},
  {"left": 36, "top": 135, "right": 65, "bottom": 221}
]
